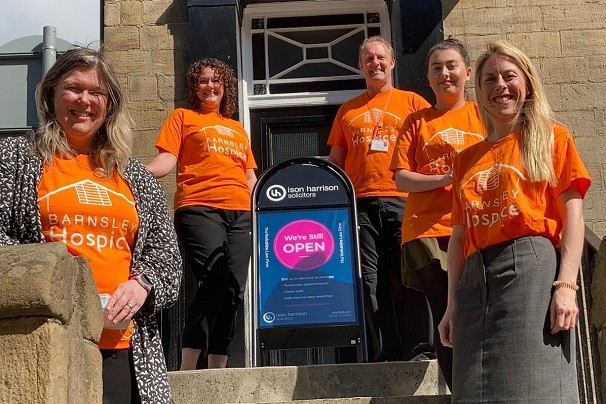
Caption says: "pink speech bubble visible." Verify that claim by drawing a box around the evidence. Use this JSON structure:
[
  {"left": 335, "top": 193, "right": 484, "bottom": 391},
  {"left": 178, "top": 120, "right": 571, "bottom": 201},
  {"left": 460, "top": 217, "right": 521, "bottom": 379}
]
[{"left": 273, "top": 220, "right": 335, "bottom": 271}]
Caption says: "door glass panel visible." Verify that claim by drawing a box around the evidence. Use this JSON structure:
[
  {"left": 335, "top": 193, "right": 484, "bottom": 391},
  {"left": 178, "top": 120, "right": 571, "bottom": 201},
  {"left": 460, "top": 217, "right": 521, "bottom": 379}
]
[
  {"left": 269, "top": 125, "right": 331, "bottom": 166},
  {"left": 249, "top": 9, "right": 383, "bottom": 95}
]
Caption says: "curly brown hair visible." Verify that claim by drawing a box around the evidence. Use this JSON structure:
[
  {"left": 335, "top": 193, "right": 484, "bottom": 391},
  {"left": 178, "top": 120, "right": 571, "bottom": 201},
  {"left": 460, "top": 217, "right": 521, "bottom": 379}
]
[{"left": 187, "top": 58, "right": 238, "bottom": 117}]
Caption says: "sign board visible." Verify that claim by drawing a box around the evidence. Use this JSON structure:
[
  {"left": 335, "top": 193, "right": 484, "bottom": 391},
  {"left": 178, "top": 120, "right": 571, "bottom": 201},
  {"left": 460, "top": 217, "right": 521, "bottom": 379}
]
[{"left": 250, "top": 158, "right": 366, "bottom": 365}]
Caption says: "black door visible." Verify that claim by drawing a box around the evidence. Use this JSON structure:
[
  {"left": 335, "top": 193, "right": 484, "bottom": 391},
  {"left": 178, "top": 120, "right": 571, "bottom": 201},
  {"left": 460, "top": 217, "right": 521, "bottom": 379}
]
[{"left": 250, "top": 105, "right": 341, "bottom": 173}]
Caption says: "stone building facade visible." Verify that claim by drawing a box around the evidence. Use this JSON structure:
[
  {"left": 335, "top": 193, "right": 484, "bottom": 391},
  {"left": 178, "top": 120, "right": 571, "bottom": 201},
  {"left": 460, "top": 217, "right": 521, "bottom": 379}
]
[
  {"left": 103, "top": 0, "right": 606, "bottom": 237},
  {"left": 102, "top": 3, "right": 606, "bottom": 389}
]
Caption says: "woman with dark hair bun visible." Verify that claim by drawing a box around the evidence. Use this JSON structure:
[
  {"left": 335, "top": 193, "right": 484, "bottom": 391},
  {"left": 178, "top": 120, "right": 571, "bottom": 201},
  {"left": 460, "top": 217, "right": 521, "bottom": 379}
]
[
  {"left": 390, "top": 37, "right": 484, "bottom": 388},
  {"left": 148, "top": 58, "right": 257, "bottom": 370}
]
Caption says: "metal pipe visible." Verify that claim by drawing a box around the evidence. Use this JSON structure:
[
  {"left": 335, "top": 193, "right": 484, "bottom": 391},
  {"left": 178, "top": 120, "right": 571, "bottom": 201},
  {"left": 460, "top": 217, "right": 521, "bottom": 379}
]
[{"left": 42, "top": 26, "right": 57, "bottom": 75}]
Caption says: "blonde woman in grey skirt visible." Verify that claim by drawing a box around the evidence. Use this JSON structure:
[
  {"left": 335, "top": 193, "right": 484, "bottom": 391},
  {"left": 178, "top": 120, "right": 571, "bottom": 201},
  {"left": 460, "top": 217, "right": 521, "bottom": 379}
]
[{"left": 438, "top": 39, "right": 591, "bottom": 403}]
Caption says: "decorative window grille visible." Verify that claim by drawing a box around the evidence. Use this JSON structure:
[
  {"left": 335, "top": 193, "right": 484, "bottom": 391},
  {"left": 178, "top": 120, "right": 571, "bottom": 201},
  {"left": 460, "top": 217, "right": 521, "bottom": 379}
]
[{"left": 244, "top": 1, "right": 388, "bottom": 98}]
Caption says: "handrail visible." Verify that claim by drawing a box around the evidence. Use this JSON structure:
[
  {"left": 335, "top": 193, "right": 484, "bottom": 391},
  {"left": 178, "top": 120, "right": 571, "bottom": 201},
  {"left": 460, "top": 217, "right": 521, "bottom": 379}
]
[{"left": 578, "top": 225, "right": 603, "bottom": 404}]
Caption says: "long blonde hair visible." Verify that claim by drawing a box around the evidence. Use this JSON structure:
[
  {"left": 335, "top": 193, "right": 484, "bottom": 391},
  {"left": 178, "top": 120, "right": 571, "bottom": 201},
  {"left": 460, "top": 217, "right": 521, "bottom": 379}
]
[
  {"left": 34, "top": 47, "right": 133, "bottom": 177},
  {"left": 475, "top": 40, "right": 556, "bottom": 185}
]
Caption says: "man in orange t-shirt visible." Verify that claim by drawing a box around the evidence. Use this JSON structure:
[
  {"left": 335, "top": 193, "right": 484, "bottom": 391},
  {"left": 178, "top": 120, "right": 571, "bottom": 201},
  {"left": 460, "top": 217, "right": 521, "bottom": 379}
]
[{"left": 327, "top": 36, "right": 430, "bottom": 361}]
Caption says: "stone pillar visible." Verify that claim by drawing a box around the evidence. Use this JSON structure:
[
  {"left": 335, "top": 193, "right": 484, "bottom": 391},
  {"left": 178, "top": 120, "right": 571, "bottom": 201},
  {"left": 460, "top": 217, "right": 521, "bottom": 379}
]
[{"left": 0, "top": 243, "right": 103, "bottom": 404}]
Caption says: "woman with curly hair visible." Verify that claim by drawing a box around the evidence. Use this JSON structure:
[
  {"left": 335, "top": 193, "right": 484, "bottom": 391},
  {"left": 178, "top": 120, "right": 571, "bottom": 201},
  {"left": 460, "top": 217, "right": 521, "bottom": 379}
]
[{"left": 148, "top": 58, "right": 257, "bottom": 369}]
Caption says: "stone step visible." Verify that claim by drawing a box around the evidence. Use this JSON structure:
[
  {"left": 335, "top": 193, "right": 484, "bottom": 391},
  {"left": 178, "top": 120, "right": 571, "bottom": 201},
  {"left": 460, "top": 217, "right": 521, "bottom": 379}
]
[
  {"left": 235, "top": 396, "right": 451, "bottom": 404},
  {"left": 168, "top": 360, "right": 450, "bottom": 404}
]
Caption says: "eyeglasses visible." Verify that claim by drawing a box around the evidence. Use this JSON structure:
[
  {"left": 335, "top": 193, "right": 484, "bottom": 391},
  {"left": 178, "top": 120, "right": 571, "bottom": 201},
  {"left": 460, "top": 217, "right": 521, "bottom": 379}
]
[{"left": 197, "top": 78, "right": 223, "bottom": 86}]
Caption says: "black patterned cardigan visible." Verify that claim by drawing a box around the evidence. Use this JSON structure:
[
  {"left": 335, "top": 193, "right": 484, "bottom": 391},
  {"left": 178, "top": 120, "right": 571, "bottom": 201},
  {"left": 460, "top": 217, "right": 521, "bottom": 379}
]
[{"left": 0, "top": 135, "right": 182, "bottom": 403}]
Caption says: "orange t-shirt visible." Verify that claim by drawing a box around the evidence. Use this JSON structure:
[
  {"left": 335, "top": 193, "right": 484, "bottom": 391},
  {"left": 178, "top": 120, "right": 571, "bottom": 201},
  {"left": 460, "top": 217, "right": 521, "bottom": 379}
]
[
  {"left": 327, "top": 88, "right": 429, "bottom": 197},
  {"left": 451, "top": 123, "right": 591, "bottom": 258},
  {"left": 38, "top": 155, "right": 139, "bottom": 350},
  {"left": 155, "top": 108, "right": 257, "bottom": 211},
  {"left": 390, "top": 101, "right": 485, "bottom": 243}
]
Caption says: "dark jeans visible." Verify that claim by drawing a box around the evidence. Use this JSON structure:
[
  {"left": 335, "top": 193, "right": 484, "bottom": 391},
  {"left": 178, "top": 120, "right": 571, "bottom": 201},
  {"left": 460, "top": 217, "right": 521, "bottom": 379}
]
[
  {"left": 357, "top": 196, "right": 430, "bottom": 361},
  {"left": 101, "top": 349, "right": 140, "bottom": 404},
  {"left": 417, "top": 258, "right": 453, "bottom": 389},
  {"left": 175, "top": 206, "right": 251, "bottom": 360}
]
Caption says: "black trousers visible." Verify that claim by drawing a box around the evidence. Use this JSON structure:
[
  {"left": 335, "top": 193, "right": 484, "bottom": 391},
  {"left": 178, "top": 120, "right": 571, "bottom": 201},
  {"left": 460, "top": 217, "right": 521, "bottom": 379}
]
[
  {"left": 356, "top": 196, "right": 430, "bottom": 361},
  {"left": 101, "top": 348, "right": 140, "bottom": 404},
  {"left": 175, "top": 206, "right": 251, "bottom": 359},
  {"left": 417, "top": 257, "right": 453, "bottom": 389}
]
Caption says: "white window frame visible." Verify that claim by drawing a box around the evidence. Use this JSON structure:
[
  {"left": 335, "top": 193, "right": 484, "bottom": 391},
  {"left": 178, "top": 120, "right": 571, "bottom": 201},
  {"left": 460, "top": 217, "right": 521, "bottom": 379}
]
[{"left": 240, "top": 0, "right": 391, "bottom": 126}]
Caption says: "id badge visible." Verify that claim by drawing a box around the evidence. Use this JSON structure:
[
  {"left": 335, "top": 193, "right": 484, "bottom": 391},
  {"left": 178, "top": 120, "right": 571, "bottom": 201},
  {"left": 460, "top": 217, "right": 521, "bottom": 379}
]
[{"left": 370, "top": 138, "right": 389, "bottom": 152}]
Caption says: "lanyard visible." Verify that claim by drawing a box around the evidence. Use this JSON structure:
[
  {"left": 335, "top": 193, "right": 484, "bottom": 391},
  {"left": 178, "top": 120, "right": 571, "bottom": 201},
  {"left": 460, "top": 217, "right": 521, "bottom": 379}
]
[{"left": 366, "top": 87, "right": 393, "bottom": 138}]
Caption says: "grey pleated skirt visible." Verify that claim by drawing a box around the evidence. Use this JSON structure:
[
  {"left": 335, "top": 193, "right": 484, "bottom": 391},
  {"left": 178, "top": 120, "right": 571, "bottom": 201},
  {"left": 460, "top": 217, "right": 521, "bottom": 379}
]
[{"left": 452, "top": 236, "right": 578, "bottom": 403}]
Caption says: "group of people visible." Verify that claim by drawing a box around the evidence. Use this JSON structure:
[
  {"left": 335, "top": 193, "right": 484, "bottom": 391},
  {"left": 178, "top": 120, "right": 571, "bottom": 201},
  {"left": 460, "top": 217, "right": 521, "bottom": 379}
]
[
  {"left": 0, "top": 30, "right": 589, "bottom": 404},
  {"left": 329, "top": 35, "right": 589, "bottom": 403}
]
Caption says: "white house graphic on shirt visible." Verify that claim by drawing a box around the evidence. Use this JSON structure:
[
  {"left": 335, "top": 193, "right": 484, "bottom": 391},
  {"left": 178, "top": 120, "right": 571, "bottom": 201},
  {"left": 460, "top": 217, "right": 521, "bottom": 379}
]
[
  {"left": 459, "top": 163, "right": 526, "bottom": 197},
  {"left": 38, "top": 179, "right": 135, "bottom": 208},
  {"left": 347, "top": 109, "right": 402, "bottom": 129},
  {"left": 422, "top": 127, "right": 484, "bottom": 155}
]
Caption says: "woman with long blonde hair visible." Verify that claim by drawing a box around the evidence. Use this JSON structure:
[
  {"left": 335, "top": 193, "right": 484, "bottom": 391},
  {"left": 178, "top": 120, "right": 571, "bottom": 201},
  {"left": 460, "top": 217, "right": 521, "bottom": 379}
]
[{"left": 439, "top": 39, "right": 590, "bottom": 402}]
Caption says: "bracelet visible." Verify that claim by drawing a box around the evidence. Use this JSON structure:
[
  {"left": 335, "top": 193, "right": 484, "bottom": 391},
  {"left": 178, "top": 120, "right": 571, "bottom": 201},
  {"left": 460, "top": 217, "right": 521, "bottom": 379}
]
[{"left": 552, "top": 280, "right": 579, "bottom": 291}]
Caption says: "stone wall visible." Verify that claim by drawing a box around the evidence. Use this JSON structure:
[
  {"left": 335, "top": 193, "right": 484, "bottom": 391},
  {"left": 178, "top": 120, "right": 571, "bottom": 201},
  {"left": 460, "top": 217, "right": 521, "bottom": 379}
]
[
  {"left": 102, "top": 0, "right": 606, "bottom": 237},
  {"left": 0, "top": 243, "right": 103, "bottom": 404}
]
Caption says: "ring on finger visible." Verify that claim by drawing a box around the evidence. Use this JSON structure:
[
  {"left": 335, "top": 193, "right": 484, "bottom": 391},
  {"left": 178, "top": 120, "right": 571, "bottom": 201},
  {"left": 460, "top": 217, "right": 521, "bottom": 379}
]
[{"left": 126, "top": 303, "right": 134, "bottom": 309}]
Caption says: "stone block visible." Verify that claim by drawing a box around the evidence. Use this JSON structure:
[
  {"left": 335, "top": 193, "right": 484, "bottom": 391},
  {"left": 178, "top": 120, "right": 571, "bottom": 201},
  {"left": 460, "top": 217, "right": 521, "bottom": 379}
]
[
  {"left": 106, "top": 50, "right": 150, "bottom": 75},
  {"left": 157, "top": 74, "right": 176, "bottom": 103},
  {"left": 150, "top": 48, "right": 188, "bottom": 76},
  {"left": 588, "top": 55, "right": 606, "bottom": 83},
  {"left": 540, "top": 57, "right": 587, "bottom": 85},
  {"left": 0, "top": 243, "right": 77, "bottom": 323},
  {"left": 561, "top": 83, "right": 606, "bottom": 110},
  {"left": 128, "top": 74, "right": 159, "bottom": 102},
  {"left": 120, "top": 0, "right": 143, "bottom": 26},
  {"left": 596, "top": 109, "right": 606, "bottom": 135},
  {"left": 140, "top": 25, "right": 175, "bottom": 50},
  {"left": 463, "top": 6, "right": 542, "bottom": 36},
  {"left": 104, "top": 2, "right": 120, "bottom": 27},
  {"left": 0, "top": 318, "right": 69, "bottom": 404},
  {"left": 143, "top": 0, "right": 186, "bottom": 25},
  {"left": 74, "top": 256, "right": 103, "bottom": 343},
  {"left": 507, "top": 32, "right": 562, "bottom": 59},
  {"left": 508, "top": 0, "right": 580, "bottom": 4},
  {"left": 543, "top": 5, "right": 606, "bottom": 31},
  {"left": 561, "top": 29, "right": 606, "bottom": 57},
  {"left": 104, "top": 26, "right": 140, "bottom": 51},
  {"left": 592, "top": 222, "right": 606, "bottom": 240},
  {"left": 81, "top": 341, "right": 103, "bottom": 404},
  {"left": 129, "top": 101, "right": 172, "bottom": 131},
  {"left": 556, "top": 109, "right": 595, "bottom": 138},
  {"left": 65, "top": 312, "right": 102, "bottom": 404}
]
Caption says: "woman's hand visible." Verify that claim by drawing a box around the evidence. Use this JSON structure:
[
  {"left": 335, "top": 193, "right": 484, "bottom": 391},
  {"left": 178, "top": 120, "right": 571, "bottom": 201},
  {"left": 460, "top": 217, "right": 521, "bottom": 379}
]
[
  {"left": 105, "top": 279, "right": 149, "bottom": 325},
  {"left": 549, "top": 287, "right": 579, "bottom": 334},
  {"left": 438, "top": 305, "right": 455, "bottom": 348}
]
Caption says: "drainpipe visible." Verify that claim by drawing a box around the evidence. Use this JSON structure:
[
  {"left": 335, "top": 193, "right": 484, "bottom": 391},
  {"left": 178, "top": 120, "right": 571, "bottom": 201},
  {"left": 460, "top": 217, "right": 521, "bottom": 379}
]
[{"left": 42, "top": 26, "right": 57, "bottom": 75}]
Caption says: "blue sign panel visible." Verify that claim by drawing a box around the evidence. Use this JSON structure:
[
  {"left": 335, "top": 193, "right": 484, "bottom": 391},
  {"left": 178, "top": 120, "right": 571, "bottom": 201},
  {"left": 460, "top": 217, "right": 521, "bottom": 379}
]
[{"left": 257, "top": 208, "right": 357, "bottom": 328}]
